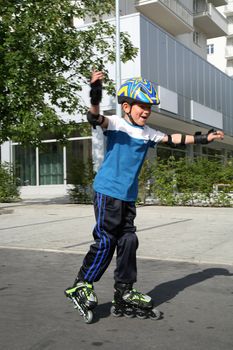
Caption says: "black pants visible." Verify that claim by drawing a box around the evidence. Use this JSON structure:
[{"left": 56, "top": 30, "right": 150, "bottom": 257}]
[{"left": 78, "top": 192, "right": 138, "bottom": 284}]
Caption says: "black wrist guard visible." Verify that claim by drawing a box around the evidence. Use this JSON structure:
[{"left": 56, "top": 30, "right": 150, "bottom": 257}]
[
  {"left": 87, "top": 111, "right": 105, "bottom": 129},
  {"left": 194, "top": 129, "right": 216, "bottom": 145},
  {"left": 90, "top": 79, "right": 102, "bottom": 105}
]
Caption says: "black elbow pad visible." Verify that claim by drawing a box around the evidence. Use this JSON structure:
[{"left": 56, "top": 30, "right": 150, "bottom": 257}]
[
  {"left": 165, "top": 135, "right": 176, "bottom": 148},
  {"left": 87, "top": 111, "right": 105, "bottom": 129}
]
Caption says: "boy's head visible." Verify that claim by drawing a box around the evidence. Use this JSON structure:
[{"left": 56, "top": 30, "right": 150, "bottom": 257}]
[{"left": 117, "top": 77, "right": 160, "bottom": 127}]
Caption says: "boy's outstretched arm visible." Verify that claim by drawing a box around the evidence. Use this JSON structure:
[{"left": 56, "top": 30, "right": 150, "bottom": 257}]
[
  {"left": 87, "top": 70, "right": 109, "bottom": 129},
  {"left": 162, "top": 129, "right": 224, "bottom": 147}
]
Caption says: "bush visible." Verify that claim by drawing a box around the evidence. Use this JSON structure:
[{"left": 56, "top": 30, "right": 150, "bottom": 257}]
[
  {"left": 0, "top": 162, "right": 20, "bottom": 202},
  {"left": 68, "top": 158, "right": 95, "bottom": 203},
  {"left": 138, "top": 157, "right": 233, "bottom": 207}
]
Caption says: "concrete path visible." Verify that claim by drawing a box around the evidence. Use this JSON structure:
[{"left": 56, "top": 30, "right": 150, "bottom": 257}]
[{"left": 0, "top": 200, "right": 232, "bottom": 265}]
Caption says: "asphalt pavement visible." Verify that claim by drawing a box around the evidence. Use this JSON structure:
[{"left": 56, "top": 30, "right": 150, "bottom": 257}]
[{"left": 0, "top": 198, "right": 233, "bottom": 350}]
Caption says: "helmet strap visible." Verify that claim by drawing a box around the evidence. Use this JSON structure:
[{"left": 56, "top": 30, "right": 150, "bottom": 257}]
[{"left": 126, "top": 104, "right": 140, "bottom": 127}]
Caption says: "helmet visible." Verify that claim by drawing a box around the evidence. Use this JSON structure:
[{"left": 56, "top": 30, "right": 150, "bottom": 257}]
[{"left": 117, "top": 77, "right": 160, "bottom": 105}]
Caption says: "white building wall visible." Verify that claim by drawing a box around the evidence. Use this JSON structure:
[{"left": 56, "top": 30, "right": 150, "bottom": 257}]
[
  {"left": 207, "top": 2, "right": 233, "bottom": 77},
  {"left": 207, "top": 36, "right": 227, "bottom": 72},
  {"left": 1, "top": 142, "right": 12, "bottom": 163}
]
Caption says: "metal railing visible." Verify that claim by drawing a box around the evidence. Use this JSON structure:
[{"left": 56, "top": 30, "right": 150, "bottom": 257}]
[{"left": 135, "top": 0, "right": 193, "bottom": 27}]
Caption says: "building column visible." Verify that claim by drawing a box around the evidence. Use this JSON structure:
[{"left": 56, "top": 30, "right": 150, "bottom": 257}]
[
  {"left": 91, "top": 127, "right": 105, "bottom": 172},
  {"left": 1, "top": 141, "right": 12, "bottom": 163}
]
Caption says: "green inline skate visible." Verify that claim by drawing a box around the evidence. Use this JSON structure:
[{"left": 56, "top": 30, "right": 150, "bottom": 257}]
[
  {"left": 111, "top": 283, "right": 162, "bottom": 320},
  {"left": 65, "top": 281, "right": 98, "bottom": 324}
]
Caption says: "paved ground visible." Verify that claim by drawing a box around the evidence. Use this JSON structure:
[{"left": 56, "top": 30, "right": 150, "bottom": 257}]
[{"left": 0, "top": 199, "right": 233, "bottom": 350}]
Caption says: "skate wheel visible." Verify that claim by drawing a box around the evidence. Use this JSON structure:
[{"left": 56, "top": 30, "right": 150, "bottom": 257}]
[
  {"left": 110, "top": 305, "right": 122, "bottom": 317},
  {"left": 136, "top": 310, "right": 147, "bottom": 319},
  {"left": 123, "top": 308, "right": 134, "bottom": 318},
  {"left": 149, "top": 308, "right": 162, "bottom": 320},
  {"left": 84, "top": 310, "right": 93, "bottom": 324}
]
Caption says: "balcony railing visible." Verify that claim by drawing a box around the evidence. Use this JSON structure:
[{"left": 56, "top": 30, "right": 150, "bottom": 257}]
[
  {"left": 225, "top": 47, "right": 233, "bottom": 59},
  {"left": 135, "top": 0, "right": 193, "bottom": 35},
  {"left": 228, "top": 23, "right": 233, "bottom": 36},
  {"left": 194, "top": 2, "right": 228, "bottom": 38},
  {"left": 211, "top": 0, "right": 228, "bottom": 7},
  {"left": 224, "top": 3, "right": 233, "bottom": 16}
]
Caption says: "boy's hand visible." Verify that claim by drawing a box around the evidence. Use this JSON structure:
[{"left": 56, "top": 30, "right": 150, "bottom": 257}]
[
  {"left": 90, "top": 70, "right": 104, "bottom": 86},
  {"left": 207, "top": 130, "right": 224, "bottom": 142}
]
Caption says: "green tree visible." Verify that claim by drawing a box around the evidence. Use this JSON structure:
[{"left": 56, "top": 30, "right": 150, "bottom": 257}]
[{"left": 0, "top": 0, "right": 137, "bottom": 144}]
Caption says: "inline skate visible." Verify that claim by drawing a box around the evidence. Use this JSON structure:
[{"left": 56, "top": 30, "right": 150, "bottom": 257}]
[
  {"left": 110, "top": 283, "right": 161, "bottom": 320},
  {"left": 64, "top": 280, "right": 98, "bottom": 324}
]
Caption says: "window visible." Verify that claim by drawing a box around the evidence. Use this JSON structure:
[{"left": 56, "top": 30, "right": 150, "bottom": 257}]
[
  {"left": 193, "top": 31, "right": 199, "bottom": 45},
  {"left": 207, "top": 44, "right": 214, "bottom": 55},
  {"left": 39, "top": 143, "right": 64, "bottom": 185},
  {"left": 12, "top": 137, "right": 92, "bottom": 186},
  {"left": 157, "top": 144, "right": 186, "bottom": 161},
  {"left": 193, "top": 0, "right": 198, "bottom": 13},
  {"left": 13, "top": 145, "right": 37, "bottom": 185}
]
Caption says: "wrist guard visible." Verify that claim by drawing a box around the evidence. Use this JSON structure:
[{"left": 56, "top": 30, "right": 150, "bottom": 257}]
[
  {"left": 87, "top": 111, "right": 105, "bottom": 129},
  {"left": 194, "top": 129, "right": 216, "bottom": 144},
  {"left": 90, "top": 79, "right": 102, "bottom": 105}
]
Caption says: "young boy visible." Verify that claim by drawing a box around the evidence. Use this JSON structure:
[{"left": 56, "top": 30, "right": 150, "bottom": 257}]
[{"left": 65, "top": 71, "right": 224, "bottom": 318}]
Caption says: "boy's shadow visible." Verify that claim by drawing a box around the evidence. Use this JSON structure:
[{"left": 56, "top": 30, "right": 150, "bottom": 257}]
[
  {"left": 148, "top": 267, "right": 233, "bottom": 307},
  {"left": 94, "top": 267, "right": 233, "bottom": 322}
]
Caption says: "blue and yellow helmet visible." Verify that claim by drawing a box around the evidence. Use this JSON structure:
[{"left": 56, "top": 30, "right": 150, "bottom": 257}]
[{"left": 117, "top": 77, "right": 160, "bottom": 105}]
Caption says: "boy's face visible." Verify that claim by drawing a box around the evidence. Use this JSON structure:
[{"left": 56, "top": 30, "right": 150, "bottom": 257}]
[{"left": 123, "top": 102, "right": 152, "bottom": 126}]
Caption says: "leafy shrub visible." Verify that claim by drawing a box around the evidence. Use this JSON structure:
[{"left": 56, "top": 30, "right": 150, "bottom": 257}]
[
  {"left": 0, "top": 162, "right": 20, "bottom": 202},
  {"left": 138, "top": 157, "right": 233, "bottom": 207},
  {"left": 68, "top": 158, "right": 95, "bottom": 203}
]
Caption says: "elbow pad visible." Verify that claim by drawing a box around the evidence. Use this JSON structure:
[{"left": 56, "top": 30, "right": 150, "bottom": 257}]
[
  {"left": 87, "top": 111, "right": 105, "bottom": 129},
  {"left": 165, "top": 134, "right": 186, "bottom": 147},
  {"left": 194, "top": 129, "right": 216, "bottom": 144},
  {"left": 90, "top": 80, "right": 102, "bottom": 105},
  {"left": 165, "top": 135, "right": 176, "bottom": 148}
]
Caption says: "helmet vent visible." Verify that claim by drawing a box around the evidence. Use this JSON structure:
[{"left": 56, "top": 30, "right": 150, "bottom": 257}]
[{"left": 140, "top": 87, "right": 147, "bottom": 95}]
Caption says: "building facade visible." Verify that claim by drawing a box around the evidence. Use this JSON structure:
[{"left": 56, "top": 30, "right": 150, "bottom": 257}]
[
  {"left": 207, "top": 1, "right": 233, "bottom": 77},
  {"left": 1, "top": 0, "right": 233, "bottom": 198}
]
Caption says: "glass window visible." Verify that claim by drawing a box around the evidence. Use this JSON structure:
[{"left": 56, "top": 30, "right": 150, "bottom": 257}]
[
  {"left": 157, "top": 144, "right": 187, "bottom": 161},
  {"left": 193, "top": 31, "right": 199, "bottom": 45},
  {"left": 13, "top": 145, "right": 36, "bottom": 185},
  {"left": 157, "top": 145, "right": 172, "bottom": 160},
  {"left": 207, "top": 44, "right": 214, "bottom": 55},
  {"left": 39, "top": 143, "right": 64, "bottom": 185},
  {"left": 172, "top": 149, "right": 186, "bottom": 160}
]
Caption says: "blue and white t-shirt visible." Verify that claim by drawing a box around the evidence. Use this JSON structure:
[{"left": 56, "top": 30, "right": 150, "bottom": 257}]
[{"left": 93, "top": 115, "right": 165, "bottom": 202}]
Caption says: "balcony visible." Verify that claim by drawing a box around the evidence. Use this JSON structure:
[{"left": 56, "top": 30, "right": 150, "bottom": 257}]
[
  {"left": 228, "top": 23, "right": 233, "bottom": 37},
  {"left": 224, "top": 3, "right": 233, "bottom": 17},
  {"left": 135, "top": 0, "right": 193, "bottom": 35},
  {"left": 194, "top": 3, "right": 228, "bottom": 38},
  {"left": 211, "top": 0, "right": 228, "bottom": 6},
  {"left": 225, "top": 47, "right": 233, "bottom": 59}
]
